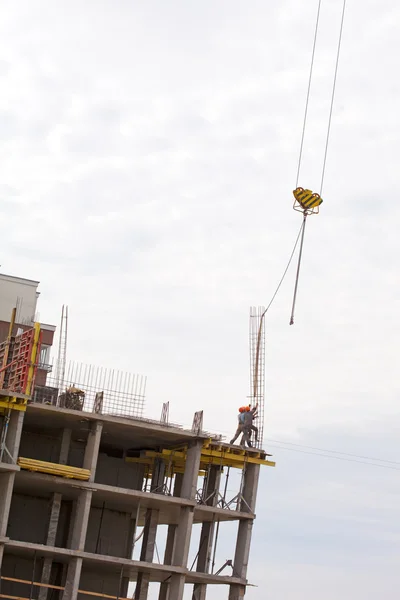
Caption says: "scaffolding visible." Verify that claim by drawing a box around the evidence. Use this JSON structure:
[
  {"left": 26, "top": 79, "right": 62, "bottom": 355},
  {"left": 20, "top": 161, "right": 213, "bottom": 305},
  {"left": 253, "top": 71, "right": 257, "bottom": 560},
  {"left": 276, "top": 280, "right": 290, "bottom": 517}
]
[
  {"left": 0, "top": 309, "right": 42, "bottom": 462},
  {"left": 127, "top": 439, "right": 275, "bottom": 503}
]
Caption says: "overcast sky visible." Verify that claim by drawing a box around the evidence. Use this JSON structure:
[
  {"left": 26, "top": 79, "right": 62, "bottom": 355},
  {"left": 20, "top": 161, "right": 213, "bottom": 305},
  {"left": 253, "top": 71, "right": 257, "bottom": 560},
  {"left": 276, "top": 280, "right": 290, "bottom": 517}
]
[{"left": 1, "top": 1, "right": 400, "bottom": 598}]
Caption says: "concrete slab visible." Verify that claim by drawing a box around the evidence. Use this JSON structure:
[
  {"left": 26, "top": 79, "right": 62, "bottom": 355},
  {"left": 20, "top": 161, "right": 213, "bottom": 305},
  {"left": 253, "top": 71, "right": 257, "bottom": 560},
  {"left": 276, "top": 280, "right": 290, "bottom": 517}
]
[
  {"left": 4, "top": 540, "right": 247, "bottom": 586},
  {"left": 14, "top": 470, "right": 192, "bottom": 510},
  {"left": 186, "top": 571, "right": 247, "bottom": 586},
  {"left": 0, "top": 463, "right": 20, "bottom": 473},
  {"left": 14, "top": 471, "right": 252, "bottom": 525},
  {"left": 4, "top": 540, "right": 187, "bottom": 581},
  {"left": 194, "top": 504, "right": 255, "bottom": 523},
  {"left": 26, "top": 404, "right": 208, "bottom": 451},
  {"left": 0, "top": 389, "right": 29, "bottom": 400}
]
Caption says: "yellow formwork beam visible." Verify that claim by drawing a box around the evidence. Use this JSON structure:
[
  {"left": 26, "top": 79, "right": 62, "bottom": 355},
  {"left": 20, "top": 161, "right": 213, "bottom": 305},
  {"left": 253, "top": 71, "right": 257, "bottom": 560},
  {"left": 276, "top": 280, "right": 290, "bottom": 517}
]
[
  {"left": 18, "top": 457, "right": 91, "bottom": 481},
  {"left": 125, "top": 457, "right": 206, "bottom": 477},
  {"left": 128, "top": 445, "right": 275, "bottom": 471},
  {"left": 0, "top": 400, "right": 27, "bottom": 412},
  {"left": 161, "top": 447, "right": 274, "bottom": 468}
]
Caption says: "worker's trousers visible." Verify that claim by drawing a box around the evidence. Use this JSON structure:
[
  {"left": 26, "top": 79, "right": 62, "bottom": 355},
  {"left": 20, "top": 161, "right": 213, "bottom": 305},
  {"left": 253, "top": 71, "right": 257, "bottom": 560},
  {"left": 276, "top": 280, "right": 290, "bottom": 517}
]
[
  {"left": 230, "top": 424, "right": 244, "bottom": 445},
  {"left": 250, "top": 424, "right": 259, "bottom": 441},
  {"left": 240, "top": 425, "right": 258, "bottom": 447},
  {"left": 240, "top": 427, "right": 253, "bottom": 447}
]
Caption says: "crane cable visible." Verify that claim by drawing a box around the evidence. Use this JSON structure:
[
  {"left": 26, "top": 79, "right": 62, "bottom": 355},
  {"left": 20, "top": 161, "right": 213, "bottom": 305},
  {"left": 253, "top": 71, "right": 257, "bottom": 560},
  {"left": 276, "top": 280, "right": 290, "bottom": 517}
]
[
  {"left": 252, "top": 0, "right": 347, "bottom": 399},
  {"left": 252, "top": 220, "right": 305, "bottom": 399},
  {"left": 290, "top": 0, "right": 347, "bottom": 325},
  {"left": 295, "top": 0, "right": 322, "bottom": 190}
]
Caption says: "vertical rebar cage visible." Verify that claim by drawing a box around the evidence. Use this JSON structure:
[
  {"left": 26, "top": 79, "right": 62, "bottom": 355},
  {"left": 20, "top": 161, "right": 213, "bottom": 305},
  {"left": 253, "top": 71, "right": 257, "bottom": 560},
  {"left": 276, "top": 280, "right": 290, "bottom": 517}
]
[{"left": 249, "top": 306, "right": 265, "bottom": 449}]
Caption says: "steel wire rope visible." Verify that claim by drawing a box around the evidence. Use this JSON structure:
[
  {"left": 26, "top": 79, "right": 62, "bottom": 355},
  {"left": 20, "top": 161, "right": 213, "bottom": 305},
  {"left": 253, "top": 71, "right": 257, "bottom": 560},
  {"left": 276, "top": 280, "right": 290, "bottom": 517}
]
[
  {"left": 267, "top": 443, "right": 400, "bottom": 471},
  {"left": 263, "top": 219, "right": 305, "bottom": 318},
  {"left": 320, "top": 0, "right": 347, "bottom": 195},
  {"left": 295, "top": 0, "right": 322, "bottom": 188},
  {"left": 265, "top": 438, "right": 400, "bottom": 466},
  {"left": 250, "top": 219, "right": 305, "bottom": 409},
  {"left": 290, "top": 0, "right": 322, "bottom": 324},
  {"left": 185, "top": 422, "right": 400, "bottom": 469},
  {"left": 251, "top": 1, "right": 325, "bottom": 330},
  {"left": 290, "top": 0, "right": 347, "bottom": 324}
]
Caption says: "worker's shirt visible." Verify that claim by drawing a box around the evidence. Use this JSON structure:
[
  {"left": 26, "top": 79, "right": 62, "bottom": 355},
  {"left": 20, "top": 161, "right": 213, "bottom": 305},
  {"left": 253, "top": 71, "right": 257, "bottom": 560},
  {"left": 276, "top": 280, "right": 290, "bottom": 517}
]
[
  {"left": 243, "top": 412, "right": 253, "bottom": 426},
  {"left": 238, "top": 413, "right": 245, "bottom": 424}
]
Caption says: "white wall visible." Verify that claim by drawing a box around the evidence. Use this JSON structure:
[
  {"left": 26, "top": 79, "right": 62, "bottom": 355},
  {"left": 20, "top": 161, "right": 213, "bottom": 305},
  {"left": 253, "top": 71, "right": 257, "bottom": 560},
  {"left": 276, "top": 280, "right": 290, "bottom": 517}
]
[{"left": 0, "top": 274, "right": 39, "bottom": 323}]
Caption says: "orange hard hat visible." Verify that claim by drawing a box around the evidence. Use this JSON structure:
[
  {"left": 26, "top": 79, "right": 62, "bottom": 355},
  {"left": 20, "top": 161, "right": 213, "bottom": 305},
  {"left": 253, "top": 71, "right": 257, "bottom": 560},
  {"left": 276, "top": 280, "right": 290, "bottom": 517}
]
[
  {"left": 245, "top": 405, "right": 251, "bottom": 412},
  {"left": 239, "top": 406, "right": 245, "bottom": 413}
]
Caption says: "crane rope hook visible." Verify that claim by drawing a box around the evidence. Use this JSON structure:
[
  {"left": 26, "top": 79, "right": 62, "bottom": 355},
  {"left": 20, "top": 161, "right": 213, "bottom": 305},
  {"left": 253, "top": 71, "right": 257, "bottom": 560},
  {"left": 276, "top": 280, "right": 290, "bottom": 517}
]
[
  {"left": 289, "top": 213, "right": 307, "bottom": 325},
  {"left": 251, "top": 0, "right": 347, "bottom": 362}
]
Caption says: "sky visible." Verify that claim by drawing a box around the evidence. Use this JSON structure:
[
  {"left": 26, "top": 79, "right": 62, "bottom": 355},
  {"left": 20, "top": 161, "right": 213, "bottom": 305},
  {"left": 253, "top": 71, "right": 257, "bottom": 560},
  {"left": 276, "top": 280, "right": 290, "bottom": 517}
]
[{"left": 1, "top": 0, "right": 400, "bottom": 598}]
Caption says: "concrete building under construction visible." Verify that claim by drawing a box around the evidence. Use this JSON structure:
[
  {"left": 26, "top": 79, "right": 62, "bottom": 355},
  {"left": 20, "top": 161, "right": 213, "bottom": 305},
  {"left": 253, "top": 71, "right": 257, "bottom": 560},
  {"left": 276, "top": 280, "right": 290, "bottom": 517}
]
[{"left": 0, "top": 274, "right": 273, "bottom": 600}]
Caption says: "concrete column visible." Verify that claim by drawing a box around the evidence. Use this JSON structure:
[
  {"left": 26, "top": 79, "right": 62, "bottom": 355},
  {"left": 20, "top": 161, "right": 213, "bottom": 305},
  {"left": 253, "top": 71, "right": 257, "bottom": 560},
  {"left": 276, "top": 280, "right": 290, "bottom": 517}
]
[
  {"left": 180, "top": 440, "right": 203, "bottom": 499},
  {"left": 38, "top": 493, "right": 62, "bottom": 600},
  {"left": 168, "top": 441, "right": 203, "bottom": 600},
  {"left": 62, "top": 558, "right": 82, "bottom": 600},
  {"left": 68, "top": 422, "right": 102, "bottom": 549},
  {"left": 135, "top": 456, "right": 166, "bottom": 599},
  {"left": 0, "top": 473, "right": 14, "bottom": 537},
  {"left": 39, "top": 428, "right": 73, "bottom": 600},
  {"left": 2, "top": 410, "right": 24, "bottom": 464},
  {"left": 151, "top": 458, "right": 166, "bottom": 493},
  {"left": 71, "top": 490, "right": 93, "bottom": 551},
  {"left": 62, "top": 422, "right": 102, "bottom": 600},
  {"left": 192, "top": 465, "right": 222, "bottom": 600},
  {"left": 0, "top": 410, "right": 24, "bottom": 569},
  {"left": 229, "top": 464, "right": 260, "bottom": 600},
  {"left": 239, "top": 462, "right": 260, "bottom": 515},
  {"left": 59, "top": 428, "right": 72, "bottom": 465},
  {"left": 83, "top": 421, "right": 103, "bottom": 481},
  {"left": 0, "top": 472, "right": 14, "bottom": 568},
  {"left": 125, "top": 514, "right": 137, "bottom": 559},
  {"left": 158, "top": 474, "right": 183, "bottom": 600},
  {"left": 134, "top": 508, "right": 159, "bottom": 600}
]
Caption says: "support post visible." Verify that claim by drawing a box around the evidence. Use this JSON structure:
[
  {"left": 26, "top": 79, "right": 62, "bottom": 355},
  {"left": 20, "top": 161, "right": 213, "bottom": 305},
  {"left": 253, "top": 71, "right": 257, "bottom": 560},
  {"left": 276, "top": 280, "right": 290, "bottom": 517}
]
[
  {"left": 38, "top": 493, "right": 62, "bottom": 600},
  {"left": 168, "top": 441, "right": 202, "bottom": 600},
  {"left": 83, "top": 421, "right": 103, "bottom": 481},
  {"left": 39, "top": 428, "right": 72, "bottom": 600},
  {"left": 192, "top": 465, "right": 222, "bottom": 600},
  {"left": 0, "top": 410, "right": 24, "bottom": 570},
  {"left": 158, "top": 474, "right": 183, "bottom": 600},
  {"left": 180, "top": 440, "right": 203, "bottom": 500},
  {"left": 62, "top": 558, "right": 82, "bottom": 600},
  {"left": 134, "top": 457, "right": 165, "bottom": 599},
  {"left": 1, "top": 410, "right": 24, "bottom": 464},
  {"left": 62, "top": 422, "right": 102, "bottom": 600},
  {"left": 59, "top": 428, "right": 72, "bottom": 465},
  {"left": 228, "top": 464, "right": 260, "bottom": 600},
  {"left": 134, "top": 509, "right": 160, "bottom": 600}
]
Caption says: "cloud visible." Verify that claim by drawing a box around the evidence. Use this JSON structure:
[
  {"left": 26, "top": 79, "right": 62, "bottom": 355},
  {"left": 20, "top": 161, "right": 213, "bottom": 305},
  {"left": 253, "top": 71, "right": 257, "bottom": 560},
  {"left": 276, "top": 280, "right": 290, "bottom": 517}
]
[{"left": 1, "top": 1, "right": 400, "bottom": 598}]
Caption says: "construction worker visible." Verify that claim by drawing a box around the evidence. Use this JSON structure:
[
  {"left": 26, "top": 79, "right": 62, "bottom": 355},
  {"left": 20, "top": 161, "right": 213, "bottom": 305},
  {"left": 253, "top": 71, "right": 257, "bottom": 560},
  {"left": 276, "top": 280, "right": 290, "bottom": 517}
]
[
  {"left": 229, "top": 407, "right": 246, "bottom": 445},
  {"left": 240, "top": 404, "right": 259, "bottom": 447}
]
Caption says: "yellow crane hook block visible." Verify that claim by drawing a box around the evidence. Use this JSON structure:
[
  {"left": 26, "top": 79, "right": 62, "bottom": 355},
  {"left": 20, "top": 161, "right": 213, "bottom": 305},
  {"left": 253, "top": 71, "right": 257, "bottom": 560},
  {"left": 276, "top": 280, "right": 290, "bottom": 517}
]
[{"left": 293, "top": 187, "right": 323, "bottom": 214}]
